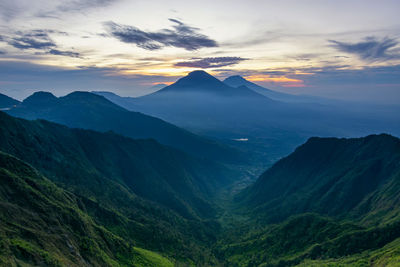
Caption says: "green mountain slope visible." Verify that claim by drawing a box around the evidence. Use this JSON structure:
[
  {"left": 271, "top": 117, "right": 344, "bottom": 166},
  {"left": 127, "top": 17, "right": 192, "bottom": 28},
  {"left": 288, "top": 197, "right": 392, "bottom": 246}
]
[
  {"left": 217, "top": 134, "right": 400, "bottom": 266},
  {"left": 240, "top": 134, "right": 400, "bottom": 224},
  {"left": 3, "top": 106, "right": 400, "bottom": 266},
  {"left": 0, "top": 111, "right": 233, "bottom": 219},
  {"left": 217, "top": 213, "right": 400, "bottom": 266},
  {"left": 0, "top": 111, "right": 234, "bottom": 265},
  {"left": 7, "top": 91, "right": 243, "bottom": 164},
  {"left": 0, "top": 151, "right": 175, "bottom": 266}
]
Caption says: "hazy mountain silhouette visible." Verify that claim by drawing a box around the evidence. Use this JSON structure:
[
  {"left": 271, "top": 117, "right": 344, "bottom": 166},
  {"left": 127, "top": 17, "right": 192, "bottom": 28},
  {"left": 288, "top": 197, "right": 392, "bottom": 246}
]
[
  {"left": 153, "top": 70, "right": 266, "bottom": 98},
  {"left": 149, "top": 83, "right": 168, "bottom": 91},
  {"left": 223, "top": 75, "right": 323, "bottom": 103},
  {"left": 6, "top": 91, "right": 243, "bottom": 163},
  {"left": 94, "top": 71, "right": 400, "bottom": 167},
  {"left": 0, "top": 93, "right": 20, "bottom": 109},
  {"left": 113, "top": 71, "right": 400, "bottom": 139}
]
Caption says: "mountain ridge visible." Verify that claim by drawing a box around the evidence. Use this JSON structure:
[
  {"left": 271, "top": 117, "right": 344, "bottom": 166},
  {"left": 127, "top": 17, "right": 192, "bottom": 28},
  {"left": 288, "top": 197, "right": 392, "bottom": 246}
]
[
  {"left": 0, "top": 93, "right": 20, "bottom": 109},
  {"left": 0, "top": 111, "right": 239, "bottom": 218},
  {"left": 7, "top": 91, "right": 243, "bottom": 164},
  {"left": 239, "top": 133, "right": 400, "bottom": 224},
  {"left": 223, "top": 75, "right": 325, "bottom": 103},
  {"left": 150, "top": 70, "right": 268, "bottom": 98}
]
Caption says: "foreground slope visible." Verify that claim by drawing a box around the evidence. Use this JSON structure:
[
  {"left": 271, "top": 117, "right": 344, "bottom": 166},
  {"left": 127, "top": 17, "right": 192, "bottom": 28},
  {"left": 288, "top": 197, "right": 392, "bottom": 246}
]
[
  {"left": 240, "top": 134, "right": 400, "bottom": 224},
  {"left": 0, "top": 111, "right": 235, "bottom": 219},
  {"left": 0, "top": 151, "right": 174, "bottom": 266},
  {"left": 217, "top": 212, "right": 400, "bottom": 266},
  {"left": 0, "top": 111, "right": 231, "bottom": 264},
  {"left": 7, "top": 91, "right": 242, "bottom": 163},
  {"left": 218, "top": 134, "right": 400, "bottom": 266}
]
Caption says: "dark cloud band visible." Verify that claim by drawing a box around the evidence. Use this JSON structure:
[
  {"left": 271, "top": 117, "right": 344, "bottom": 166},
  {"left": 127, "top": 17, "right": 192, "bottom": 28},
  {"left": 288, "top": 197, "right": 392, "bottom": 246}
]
[
  {"left": 2, "top": 29, "right": 80, "bottom": 58},
  {"left": 104, "top": 19, "right": 218, "bottom": 51},
  {"left": 57, "top": 0, "right": 117, "bottom": 12},
  {"left": 174, "top": 57, "right": 248, "bottom": 68},
  {"left": 49, "top": 49, "right": 80, "bottom": 58},
  {"left": 329, "top": 37, "right": 400, "bottom": 61},
  {"left": 9, "top": 30, "right": 56, "bottom": 50}
]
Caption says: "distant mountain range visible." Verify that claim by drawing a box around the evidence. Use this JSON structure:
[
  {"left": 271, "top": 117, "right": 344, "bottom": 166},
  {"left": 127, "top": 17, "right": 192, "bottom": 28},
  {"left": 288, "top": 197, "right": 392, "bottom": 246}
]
[
  {"left": 94, "top": 70, "right": 400, "bottom": 166},
  {"left": 223, "top": 75, "right": 326, "bottom": 103},
  {"left": 1, "top": 70, "right": 400, "bottom": 266},
  {"left": 153, "top": 70, "right": 265, "bottom": 98},
  {"left": 6, "top": 91, "right": 243, "bottom": 164}
]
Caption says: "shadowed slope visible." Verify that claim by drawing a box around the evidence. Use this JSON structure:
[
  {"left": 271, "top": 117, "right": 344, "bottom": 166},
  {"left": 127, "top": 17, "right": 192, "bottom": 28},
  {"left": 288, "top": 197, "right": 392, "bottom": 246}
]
[
  {"left": 240, "top": 134, "right": 400, "bottom": 224},
  {"left": 7, "top": 91, "right": 243, "bottom": 164},
  {"left": 0, "top": 151, "right": 175, "bottom": 266}
]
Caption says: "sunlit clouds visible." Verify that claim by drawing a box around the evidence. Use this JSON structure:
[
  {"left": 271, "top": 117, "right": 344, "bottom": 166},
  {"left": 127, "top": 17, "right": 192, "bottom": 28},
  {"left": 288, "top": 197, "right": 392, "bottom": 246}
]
[
  {"left": 245, "top": 75, "right": 305, "bottom": 88},
  {"left": 0, "top": 0, "right": 399, "bottom": 103}
]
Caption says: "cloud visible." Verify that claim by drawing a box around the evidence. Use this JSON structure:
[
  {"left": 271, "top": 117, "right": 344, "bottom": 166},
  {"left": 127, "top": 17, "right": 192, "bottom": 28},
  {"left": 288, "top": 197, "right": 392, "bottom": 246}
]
[
  {"left": 48, "top": 49, "right": 80, "bottom": 58},
  {"left": 56, "top": 0, "right": 117, "bottom": 12},
  {"left": 1, "top": 60, "right": 400, "bottom": 105},
  {"left": 3, "top": 30, "right": 79, "bottom": 58},
  {"left": 9, "top": 30, "right": 56, "bottom": 50},
  {"left": 0, "top": 60, "right": 178, "bottom": 99},
  {"left": 104, "top": 19, "right": 218, "bottom": 51},
  {"left": 0, "top": 1, "right": 24, "bottom": 21},
  {"left": 174, "top": 57, "right": 247, "bottom": 68},
  {"left": 34, "top": 0, "right": 120, "bottom": 18},
  {"left": 215, "top": 65, "right": 400, "bottom": 104},
  {"left": 329, "top": 37, "right": 400, "bottom": 61}
]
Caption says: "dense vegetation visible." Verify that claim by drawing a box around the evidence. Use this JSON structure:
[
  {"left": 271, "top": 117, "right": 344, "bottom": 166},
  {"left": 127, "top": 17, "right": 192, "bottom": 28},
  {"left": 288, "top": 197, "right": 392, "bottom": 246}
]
[
  {"left": 0, "top": 111, "right": 232, "bottom": 265},
  {"left": 1, "top": 106, "right": 400, "bottom": 266},
  {"left": 217, "top": 134, "right": 400, "bottom": 266},
  {"left": 0, "top": 151, "right": 177, "bottom": 266},
  {"left": 239, "top": 134, "right": 400, "bottom": 224}
]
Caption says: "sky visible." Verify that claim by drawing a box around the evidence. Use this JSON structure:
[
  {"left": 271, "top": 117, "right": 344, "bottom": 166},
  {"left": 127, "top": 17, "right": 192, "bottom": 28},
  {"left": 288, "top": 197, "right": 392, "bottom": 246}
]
[{"left": 0, "top": 0, "right": 399, "bottom": 104}]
